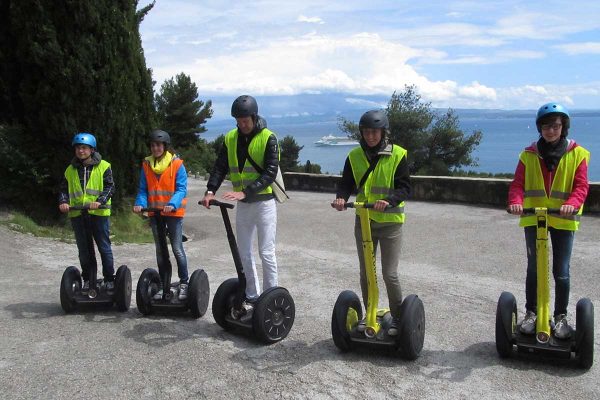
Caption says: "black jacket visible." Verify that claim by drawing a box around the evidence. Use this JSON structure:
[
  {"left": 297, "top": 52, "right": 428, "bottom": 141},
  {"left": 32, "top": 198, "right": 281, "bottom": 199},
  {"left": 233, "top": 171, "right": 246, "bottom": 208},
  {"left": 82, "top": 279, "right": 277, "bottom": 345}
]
[
  {"left": 58, "top": 152, "right": 115, "bottom": 205},
  {"left": 336, "top": 142, "right": 411, "bottom": 207},
  {"left": 207, "top": 116, "right": 279, "bottom": 202}
]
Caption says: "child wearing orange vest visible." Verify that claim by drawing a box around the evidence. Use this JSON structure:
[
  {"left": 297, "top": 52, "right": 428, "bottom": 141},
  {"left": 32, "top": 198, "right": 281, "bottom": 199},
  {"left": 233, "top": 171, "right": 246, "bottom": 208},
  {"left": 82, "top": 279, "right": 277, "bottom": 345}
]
[
  {"left": 133, "top": 130, "right": 189, "bottom": 300},
  {"left": 508, "top": 103, "right": 590, "bottom": 339}
]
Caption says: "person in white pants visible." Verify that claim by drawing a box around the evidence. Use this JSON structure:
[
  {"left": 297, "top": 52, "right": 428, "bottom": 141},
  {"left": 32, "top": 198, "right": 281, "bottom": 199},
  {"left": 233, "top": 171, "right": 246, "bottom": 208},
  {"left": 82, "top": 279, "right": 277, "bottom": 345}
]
[{"left": 201, "top": 95, "right": 280, "bottom": 308}]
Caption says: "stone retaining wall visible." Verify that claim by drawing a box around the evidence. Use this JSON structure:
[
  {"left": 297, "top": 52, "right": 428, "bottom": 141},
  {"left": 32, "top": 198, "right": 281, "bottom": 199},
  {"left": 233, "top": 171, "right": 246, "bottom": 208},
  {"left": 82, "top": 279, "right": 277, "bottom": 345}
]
[{"left": 283, "top": 172, "right": 600, "bottom": 213}]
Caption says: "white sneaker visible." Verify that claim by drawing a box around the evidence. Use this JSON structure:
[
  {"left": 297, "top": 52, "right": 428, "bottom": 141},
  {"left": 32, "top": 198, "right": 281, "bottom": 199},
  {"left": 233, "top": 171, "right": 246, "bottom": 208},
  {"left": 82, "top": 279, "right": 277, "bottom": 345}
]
[
  {"left": 519, "top": 311, "right": 536, "bottom": 335},
  {"left": 356, "top": 319, "right": 366, "bottom": 332},
  {"left": 153, "top": 289, "right": 163, "bottom": 300},
  {"left": 553, "top": 314, "right": 571, "bottom": 339},
  {"left": 178, "top": 283, "right": 188, "bottom": 301}
]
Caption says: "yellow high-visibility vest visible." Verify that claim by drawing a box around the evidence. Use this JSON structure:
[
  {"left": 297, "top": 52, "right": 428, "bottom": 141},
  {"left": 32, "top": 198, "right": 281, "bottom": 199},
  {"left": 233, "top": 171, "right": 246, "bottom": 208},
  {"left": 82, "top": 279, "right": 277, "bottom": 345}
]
[
  {"left": 349, "top": 144, "right": 407, "bottom": 223},
  {"left": 225, "top": 128, "right": 274, "bottom": 195},
  {"left": 64, "top": 160, "right": 111, "bottom": 217},
  {"left": 520, "top": 145, "right": 589, "bottom": 230}
]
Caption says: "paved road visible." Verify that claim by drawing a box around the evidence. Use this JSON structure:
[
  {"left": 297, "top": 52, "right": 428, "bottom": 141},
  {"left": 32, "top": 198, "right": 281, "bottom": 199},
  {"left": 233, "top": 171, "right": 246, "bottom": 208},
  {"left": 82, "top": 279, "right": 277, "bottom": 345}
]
[{"left": 1, "top": 178, "right": 598, "bottom": 399}]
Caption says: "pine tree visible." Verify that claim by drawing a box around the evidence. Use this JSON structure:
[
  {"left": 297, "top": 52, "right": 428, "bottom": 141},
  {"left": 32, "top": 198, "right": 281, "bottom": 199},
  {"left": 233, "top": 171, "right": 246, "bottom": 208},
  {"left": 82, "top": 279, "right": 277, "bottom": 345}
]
[
  {"left": 0, "top": 1, "right": 155, "bottom": 219},
  {"left": 155, "top": 72, "right": 213, "bottom": 149}
]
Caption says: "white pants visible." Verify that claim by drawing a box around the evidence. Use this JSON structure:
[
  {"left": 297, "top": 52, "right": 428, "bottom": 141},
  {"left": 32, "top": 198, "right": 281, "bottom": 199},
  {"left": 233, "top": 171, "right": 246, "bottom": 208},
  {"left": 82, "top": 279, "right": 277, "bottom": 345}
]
[{"left": 235, "top": 199, "right": 278, "bottom": 300}]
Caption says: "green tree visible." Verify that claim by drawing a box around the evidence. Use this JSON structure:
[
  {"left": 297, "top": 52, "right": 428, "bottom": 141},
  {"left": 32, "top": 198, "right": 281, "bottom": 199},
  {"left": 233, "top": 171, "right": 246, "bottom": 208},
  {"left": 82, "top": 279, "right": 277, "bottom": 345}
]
[
  {"left": 178, "top": 139, "right": 217, "bottom": 177},
  {"left": 339, "top": 85, "right": 482, "bottom": 175},
  {"left": 279, "top": 135, "right": 303, "bottom": 172},
  {"left": 0, "top": 0, "right": 156, "bottom": 220},
  {"left": 155, "top": 72, "right": 213, "bottom": 149}
]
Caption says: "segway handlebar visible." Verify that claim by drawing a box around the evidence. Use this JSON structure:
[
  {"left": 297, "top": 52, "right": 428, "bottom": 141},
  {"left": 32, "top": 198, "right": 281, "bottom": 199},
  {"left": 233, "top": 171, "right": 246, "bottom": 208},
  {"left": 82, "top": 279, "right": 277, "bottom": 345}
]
[
  {"left": 340, "top": 202, "right": 392, "bottom": 209},
  {"left": 507, "top": 207, "right": 579, "bottom": 215},
  {"left": 202, "top": 199, "right": 235, "bottom": 209},
  {"left": 69, "top": 205, "right": 109, "bottom": 210}
]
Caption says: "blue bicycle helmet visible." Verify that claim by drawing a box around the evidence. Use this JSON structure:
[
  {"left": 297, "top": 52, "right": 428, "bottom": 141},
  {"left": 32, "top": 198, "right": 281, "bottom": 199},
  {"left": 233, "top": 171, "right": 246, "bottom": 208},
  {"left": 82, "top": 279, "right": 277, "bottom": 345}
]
[
  {"left": 536, "top": 103, "right": 570, "bottom": 134},
  {"left": 72, "top": 132, "right": 97, "bottom": 148}
]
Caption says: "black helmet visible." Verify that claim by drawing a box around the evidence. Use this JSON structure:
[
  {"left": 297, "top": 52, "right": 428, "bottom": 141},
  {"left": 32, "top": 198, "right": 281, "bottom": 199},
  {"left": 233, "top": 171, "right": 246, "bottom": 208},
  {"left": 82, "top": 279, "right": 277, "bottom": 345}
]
[
  {"left": 231, "top": 95, "right": 258, "bottom": 118},
  {"left": 359, "top": 109, "right": 389, "bottom": 130},
  {"left": 149, "top": 129, "right": 171, "bottom": 145}
]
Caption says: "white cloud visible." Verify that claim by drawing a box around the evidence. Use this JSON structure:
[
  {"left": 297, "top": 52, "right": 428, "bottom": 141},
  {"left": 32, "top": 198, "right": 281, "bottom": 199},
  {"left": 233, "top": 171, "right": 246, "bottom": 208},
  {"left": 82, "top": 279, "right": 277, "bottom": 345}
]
[
  {"left": 555, "top": 42, "right": 600, "bottom": 55},
  {"left": 297, "top": 15, "right": 324, "bottom": 24}
]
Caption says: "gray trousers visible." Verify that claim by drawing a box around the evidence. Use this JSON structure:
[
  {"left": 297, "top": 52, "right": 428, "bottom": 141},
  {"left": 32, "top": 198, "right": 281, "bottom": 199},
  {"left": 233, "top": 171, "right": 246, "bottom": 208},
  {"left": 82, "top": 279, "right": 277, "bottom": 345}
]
[{"left": 354, "top": 217, "right": 403, "bottom": 318}]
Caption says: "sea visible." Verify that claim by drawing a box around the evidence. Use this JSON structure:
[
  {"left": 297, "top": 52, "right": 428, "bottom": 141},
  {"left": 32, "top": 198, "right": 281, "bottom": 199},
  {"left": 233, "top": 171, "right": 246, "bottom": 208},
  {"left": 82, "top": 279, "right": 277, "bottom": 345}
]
[{"left": 203, "top": 110, "right": 600, "bottom": 181}]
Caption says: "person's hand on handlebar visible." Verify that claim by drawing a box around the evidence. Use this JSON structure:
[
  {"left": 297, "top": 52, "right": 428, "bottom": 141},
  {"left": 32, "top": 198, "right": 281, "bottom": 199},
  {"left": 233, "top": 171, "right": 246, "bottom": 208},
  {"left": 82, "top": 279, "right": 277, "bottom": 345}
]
[
  {"left": 59, "top": 203, "right": 70, "bottom": 213},
  {"left": 508, "top": 204, "right": 523, "bottom": 215},
  {"left": 560, "top": 204, "right": 576, "bottom": 216},
  {"left": 373, "top": 199, "right": 389, "bottom": 212},
  {"left": 332, "top": 198, "right": 346, "bottom": 211},
  {"left": 133, "top": 205, "right": 142, "bottom": 213},
  {"left": 222, "top": 191, "right": 246, "bottom": 202},
  {"left": 163, "top": 205, "right": 174, "bottom": 213},
  {"left": 201, "top": 192, "right": 215, "bottom": 209},
  {"left": 88, "top": 201, "right": 101, "bottom": 210}
]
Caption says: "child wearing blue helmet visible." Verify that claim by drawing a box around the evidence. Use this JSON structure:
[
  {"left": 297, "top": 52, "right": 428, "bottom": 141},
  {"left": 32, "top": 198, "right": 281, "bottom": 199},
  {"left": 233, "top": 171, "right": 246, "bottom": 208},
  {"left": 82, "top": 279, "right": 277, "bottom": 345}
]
[
  {"left": 58, "top": 133, "right": 116, "bottom": 293},
  {"left": 507, "top": 103, "right": 590, "bottom": 339}
]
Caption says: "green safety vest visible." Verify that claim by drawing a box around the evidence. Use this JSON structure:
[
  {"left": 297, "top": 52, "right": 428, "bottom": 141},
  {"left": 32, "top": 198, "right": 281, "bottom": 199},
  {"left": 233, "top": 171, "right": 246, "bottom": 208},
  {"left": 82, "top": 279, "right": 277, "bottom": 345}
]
[
  {"left": 349, "top": 144, "right": 407, "bottom": 224},
  {"left": 520, "top": 145, "right": 590, "bottom": 230},
  {"left": 225, "top": 128, "right": 274, "bottom": 195},
  {"left": 64, "top": 160, "right": 111, "bottom": 217}
]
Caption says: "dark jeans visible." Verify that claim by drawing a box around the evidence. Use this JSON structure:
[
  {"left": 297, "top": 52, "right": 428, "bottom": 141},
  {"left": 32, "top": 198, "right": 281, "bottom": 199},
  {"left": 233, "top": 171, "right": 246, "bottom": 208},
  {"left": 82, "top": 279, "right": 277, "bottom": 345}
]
[
  {"left": 71, "top": 215, "right": 114, "bottom": 281},
  {"left": 150, "top": 216, "right": 188, "bottom": 283},
  {"left": 524, "top": 226, "right": 574, "bottom": 316}
]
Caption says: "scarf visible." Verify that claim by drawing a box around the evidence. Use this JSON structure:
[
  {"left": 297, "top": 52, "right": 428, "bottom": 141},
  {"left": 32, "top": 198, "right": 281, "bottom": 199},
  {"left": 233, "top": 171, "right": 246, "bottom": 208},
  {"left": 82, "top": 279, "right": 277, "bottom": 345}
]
[
  {"left": 145, "top": 151, "right": 174, "bottom": 175},
  {"left": 537, "top": 137, "right": 568, "bottom": 172}
]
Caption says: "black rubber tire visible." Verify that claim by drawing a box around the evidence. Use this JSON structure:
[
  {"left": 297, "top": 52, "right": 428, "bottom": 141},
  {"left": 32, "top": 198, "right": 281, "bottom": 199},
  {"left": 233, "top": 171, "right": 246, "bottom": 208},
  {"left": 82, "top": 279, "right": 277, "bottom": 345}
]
[
  {"left": 60, "top": 266, "right": 81, "bottom": 313},
  {"left": 331, "top": 290, "right": 362, "bottom": 352},
  {"left": 212, "top": 278, "right": 239, "bottom": 330},
  {"left": 576, "top": 298, "right": 594, "bottom": 369},
  {"left": 188, "top": 269, "right": 210, "bottom": 318},
  {"left": 114, "top": 265, "right": 132, "bottom": 312},
  {"left": 253, "top": 287, "right": 295, "bottom": 344},
  {"left": 136, "top": 268, "right": 160, "bottom": 315},
  {"left": 397, "top": 294, "right": 425, "bottom": 360},
  {"left": 495, "top": 291, "right": 517, "bottom": 358}
]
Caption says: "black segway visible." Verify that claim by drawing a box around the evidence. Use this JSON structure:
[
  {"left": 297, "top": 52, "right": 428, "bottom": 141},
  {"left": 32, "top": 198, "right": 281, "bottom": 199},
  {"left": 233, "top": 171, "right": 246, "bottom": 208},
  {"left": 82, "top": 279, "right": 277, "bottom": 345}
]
[
  {"left": 331, "top": 202, "right": 425, "bottom": 359},
  {"left": 204, "top": 199, "right": 295, "bottom": 344},
  {"left": 135, "top": 208, "right": 209, "bottom": 318},
  {"left": 496, "top": 208, "right": 594, "bottom": 369},
  {"left": 60, "top": 205, "right": 132, "bottom": 313}
]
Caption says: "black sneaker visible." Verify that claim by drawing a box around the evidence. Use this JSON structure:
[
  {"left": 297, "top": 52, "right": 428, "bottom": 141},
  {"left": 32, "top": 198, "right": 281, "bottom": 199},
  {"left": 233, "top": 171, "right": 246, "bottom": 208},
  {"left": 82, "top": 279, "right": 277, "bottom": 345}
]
[
  {"left": 105, "top": 281, "right": 115, "bottom": 294},
  {"left": 387, "top": 319, "right": 400, "bottom": 336},
  {"left": 81, "top": 280, "right": 90, "bottom": 295}
]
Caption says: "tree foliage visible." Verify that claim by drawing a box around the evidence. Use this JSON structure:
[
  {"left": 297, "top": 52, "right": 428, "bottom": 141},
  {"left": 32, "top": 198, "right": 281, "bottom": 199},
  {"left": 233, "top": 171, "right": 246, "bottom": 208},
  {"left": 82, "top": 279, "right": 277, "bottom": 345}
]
[
  {"left": 155, "top": 72, "right": 213, "bottom": 149},
  {"left": 340, "top": 85, "right": 482, "bottom": 175},
  {"left": 279, "top": 135, "right": 303, "bottom": 172},
  {"left": 0, "top": 0, "right": 155, "bottom": 220}
]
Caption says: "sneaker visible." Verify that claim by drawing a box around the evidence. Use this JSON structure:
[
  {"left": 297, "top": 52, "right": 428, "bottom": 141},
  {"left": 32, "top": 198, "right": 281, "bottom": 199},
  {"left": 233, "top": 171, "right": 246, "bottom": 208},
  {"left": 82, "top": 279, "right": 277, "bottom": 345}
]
[
  {"left": 387, "top": 318, "right": 400, "bottom": 336},
  {"left": 81, "top": 281, "right": 90, "bottom": 295},
  {"left": 105, "top": 281, "right": 115, "bottom": 294},
  {"left": 519, "top": 310, "right": 536, "bottom": 335},
  {"left": 153, "top": 289, "right": 164, "bottom": 300},
  {"left": 553, "top": 314, "right": 571, "bottom": 339},
  {"left": 356, "top": 319, "right": 366, "bottom": 332},
  {"left": 241, "top": 300, "right": 254, "bottom": 313},
  {"left": 178, "top": 283, "right": 188, "bottom": 301}
]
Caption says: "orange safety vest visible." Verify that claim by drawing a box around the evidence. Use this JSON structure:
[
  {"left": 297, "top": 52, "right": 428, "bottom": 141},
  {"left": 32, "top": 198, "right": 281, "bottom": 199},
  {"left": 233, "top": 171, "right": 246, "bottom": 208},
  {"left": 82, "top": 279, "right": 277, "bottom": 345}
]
[{"left": 142, "top": 157, "right": 187, "bottom": 217}]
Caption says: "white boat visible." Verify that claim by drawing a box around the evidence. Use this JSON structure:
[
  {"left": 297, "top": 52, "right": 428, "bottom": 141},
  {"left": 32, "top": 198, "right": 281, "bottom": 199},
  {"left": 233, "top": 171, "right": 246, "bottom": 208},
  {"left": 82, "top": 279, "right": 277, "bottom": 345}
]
[{"left": 314, "top": 134, "right": 359, "bottom": 146}]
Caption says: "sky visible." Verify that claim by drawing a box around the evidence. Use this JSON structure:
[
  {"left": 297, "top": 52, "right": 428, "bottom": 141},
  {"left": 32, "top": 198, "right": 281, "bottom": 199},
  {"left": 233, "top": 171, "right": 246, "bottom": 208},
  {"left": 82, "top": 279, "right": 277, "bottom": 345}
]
[{"left": 138, "top": 0, "right": 600, "bottom": 114}]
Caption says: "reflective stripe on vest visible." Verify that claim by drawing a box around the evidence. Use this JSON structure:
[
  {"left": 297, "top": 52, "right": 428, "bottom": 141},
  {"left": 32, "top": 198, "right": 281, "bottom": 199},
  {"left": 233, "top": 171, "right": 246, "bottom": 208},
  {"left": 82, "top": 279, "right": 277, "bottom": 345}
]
[
  {"left": 65, "top": 160, "right": 111, "bottom": 217},
  {"left": 225, "top": 128, "right": 274, "bottom": 195},
  {"left": 142, "top": 157, "right": 187, "bottom": 217},
  {"left": 348, "top": 145, "right": 407, "bottom": 224},
  {"left": 519, "top": 146, "right": 590, "bottom": 230}
]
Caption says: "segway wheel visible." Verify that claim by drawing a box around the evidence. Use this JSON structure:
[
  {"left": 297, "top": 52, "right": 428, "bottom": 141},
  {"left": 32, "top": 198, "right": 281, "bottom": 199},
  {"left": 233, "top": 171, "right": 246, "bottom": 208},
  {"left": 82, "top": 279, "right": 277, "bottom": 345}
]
[
  {"left": 495, "top": 291, "right": 517, "bottom": 358},
  {"left": 114, "top": 265, "right": 132, "bottom": 312},
  {"left": 188, "top": 269, "right": 210, "bottom": 318},
  {"left": 212, "top": 278, "right": 239, "bottom": 330},
  {"left": 60, "top": 266, "right": 81, "bottom": 313},
  {"left": 397, "top": 294, "right": 425, "bottom": 360},
  {"left": 576, "top": 298, "right": 594, "bottom": 369},
  {"left": 253, "top": 287, "right": 295, "bottom": 344},
  {"left": 136, "top": 268, "right": 160, "bottom": 315},
  {"left": 331, "top": 290, "right": 362, "bottom": 352}
]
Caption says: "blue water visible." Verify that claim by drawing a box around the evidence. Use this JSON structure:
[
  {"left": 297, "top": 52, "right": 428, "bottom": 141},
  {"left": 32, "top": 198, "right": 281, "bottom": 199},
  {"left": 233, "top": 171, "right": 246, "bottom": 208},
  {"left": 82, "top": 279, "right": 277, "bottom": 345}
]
[{"left": 203, "top": 112, "right": 600, "bottom": 181}]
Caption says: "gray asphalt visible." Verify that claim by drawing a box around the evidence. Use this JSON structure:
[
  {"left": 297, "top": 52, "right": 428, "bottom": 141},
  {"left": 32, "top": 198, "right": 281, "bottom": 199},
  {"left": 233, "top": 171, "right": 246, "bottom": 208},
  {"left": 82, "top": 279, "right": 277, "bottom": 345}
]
[{"left": 0, "top": 178, "right": 599, "bottom": 399}]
